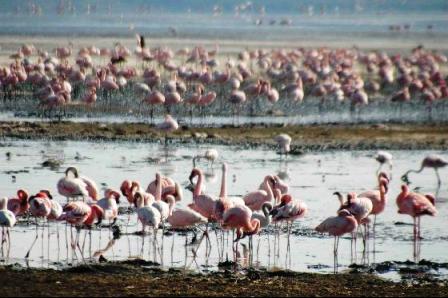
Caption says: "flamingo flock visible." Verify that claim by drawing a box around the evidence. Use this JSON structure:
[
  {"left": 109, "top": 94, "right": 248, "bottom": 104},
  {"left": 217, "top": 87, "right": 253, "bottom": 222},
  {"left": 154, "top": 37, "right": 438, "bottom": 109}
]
[
  {"left": 0, "top": 39, "right": 447, "bottom": 123},
  {"left": 0, "top": 149, "right": 442, "bottom": 270}
]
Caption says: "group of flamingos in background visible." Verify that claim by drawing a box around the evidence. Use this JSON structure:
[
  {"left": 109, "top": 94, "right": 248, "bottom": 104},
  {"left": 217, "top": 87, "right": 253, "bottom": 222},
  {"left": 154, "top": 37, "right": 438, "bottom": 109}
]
[
  {"left": 0, "top": 35, "right": 447, "bottom": 122},
  {"left": 0, "top": 144, "right": 445, "bottom": 270}
]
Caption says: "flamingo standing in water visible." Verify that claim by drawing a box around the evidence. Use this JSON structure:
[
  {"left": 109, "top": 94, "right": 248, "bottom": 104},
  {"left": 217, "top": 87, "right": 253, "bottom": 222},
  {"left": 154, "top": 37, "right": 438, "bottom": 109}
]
[
  {"left": 375, "top": 151, "right": 393, "bottom": 175},
  {"left": 57, "top": 167, "right": 99, "bottom": 202},
  {"left": 335, "top": 192, "right": 372, "bottom": 253},
  {"left": 134, "top": 190, "right": 161, "bottom": 235},
  {"left": 25, "top": 190, "right": 52, "bottom": 258},
  {"left": 187, "top": 168, "right": 217, "bottom": 221},
  {"left": 402, "top": 155, "right": 448, "bottom": 187},
  {"left": 315, "top": 209, "right": 358, "bottom": 265},
  {"left": 396, "top": 184, "right": 437, "bottom": 260},
  {"left": 222, "top": 204, "right": 261, "bottom": 246},
  {"left": 193, "top": 148, "right": 219, "bottom": 168},
  {"left": 274, "top": 134, "right": 292, "bottom": 157},
  {"left": 359, "top": 172, "right": 390, "bottom": 234},
  {"left": 157, "top": 114, "right": 179, "bottom": 145},
  {"left": 152, "top": 173, "right": 176, "bottom": 227},
  {"left": 96, "top": 189, "right": 120, "bottom": 226},
  {"left": 0, "top": 197, "right": 16, "bottom": 257}
]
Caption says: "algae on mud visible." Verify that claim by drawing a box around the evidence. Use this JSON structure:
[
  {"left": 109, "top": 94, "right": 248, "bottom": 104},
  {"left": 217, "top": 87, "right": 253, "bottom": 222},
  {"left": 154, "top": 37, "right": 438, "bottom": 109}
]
[
  {"left": 1, "top": 121, "right": 448, "bottom": 151},
  {"left": 1, "top": 262, "right": 447, "bottom": 297}
]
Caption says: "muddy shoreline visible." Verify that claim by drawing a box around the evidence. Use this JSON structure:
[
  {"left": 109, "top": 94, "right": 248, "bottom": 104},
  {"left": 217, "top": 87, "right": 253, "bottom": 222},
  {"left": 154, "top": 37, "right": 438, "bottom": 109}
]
[
  {"left": 0, "top": 261, "right": 446, "bottom": 297},
  {"left": 0, "top": 121, "right": 447, "bottom": 151}
]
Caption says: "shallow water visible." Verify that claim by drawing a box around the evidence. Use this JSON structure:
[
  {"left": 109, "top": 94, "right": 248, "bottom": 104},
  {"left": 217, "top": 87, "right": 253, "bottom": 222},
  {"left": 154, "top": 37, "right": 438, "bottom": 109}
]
[{"left": 0, "top": 139, "right": 447, "bottom": 280}]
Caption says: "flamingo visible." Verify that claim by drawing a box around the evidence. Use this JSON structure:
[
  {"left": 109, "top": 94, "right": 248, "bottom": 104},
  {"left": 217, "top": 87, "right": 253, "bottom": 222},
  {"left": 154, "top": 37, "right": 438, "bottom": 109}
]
[
  {"left": 315, "top": 209, "right": 358, "bottom": 257},
  {"left": 270, "top": 194, "right": 307, "bottom": 225},
  {"left": 157, "top": 114, "right": 179, "bottom": 145},
  {"left": 359, "top": 172, "right": 390, "bottom": 230},
  {"left": 57, "top": 167, "right": 99, "bottom": 202},
  {"left": 152, "top": 173, "right": 176, "bottom": 225},
  {"left": 96, "top": 189, "right": 120, "bottom": 226},
  {"left": 134, "top": 190, "right": 161, "bottom": 235},
  {"left": 335, "top": 192, "right": 373, "bottom": 252},
  {"left": 187, "top": 168, "right": 217, "bottom": 221},
  {"left": 25, "top": 190, "right": 52, "bottom": 258},
  {"left": 274, "top": 134, "right": 292, "bottom": 156},
  {"left": 146, "top": 175, "right": 183, "bottom": 202},
  {"left": 402, "top": 155, "right": 448, "bottom": 186},
  {"left": 167, "top": 208, "right": 207, "bottom": 229},
  {"left": 396, "top": 184, "right": 437, "bottom": 260},
  {"left": 193, "top": 148, "right": 219, "bottom": 168},
  {"left": 243, "top": 175, "right": 276, "bottom": 211},
  {"left": 375, "top": 151, "right": 393, "bottom": 175},
  {"left": 222, "top": 204, "right": 261, "bottom": 243},
  {"left": 259, "top": 175, "right": 289, "bottom": 197},
  {"left": 0, "top": 197, "right": 16, "bottom": 257},
  {"left": 7, "top": 189, "right": 29, "bottom": 217}
]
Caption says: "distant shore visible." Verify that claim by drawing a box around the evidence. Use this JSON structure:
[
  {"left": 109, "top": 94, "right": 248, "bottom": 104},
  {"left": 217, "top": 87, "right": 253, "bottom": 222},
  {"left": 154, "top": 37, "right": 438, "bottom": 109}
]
[{"left": 1, "top": 121, "right": 447, "bottom": 151}]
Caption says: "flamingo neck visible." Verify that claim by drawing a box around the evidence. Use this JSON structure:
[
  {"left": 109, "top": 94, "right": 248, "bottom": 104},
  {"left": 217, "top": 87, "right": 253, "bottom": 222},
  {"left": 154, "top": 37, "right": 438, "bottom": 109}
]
[
  {"left": 264, "top": 177, "right": 274, "bottom": 201},
  {"left": 156, "top": 174, "right": 162, "bottom": 201},
  {"left": 193, "top": 171, "right": 203, "bottom": 198},
  {"left": 219, "top": 165, "right": 227, "bottom": 199}
]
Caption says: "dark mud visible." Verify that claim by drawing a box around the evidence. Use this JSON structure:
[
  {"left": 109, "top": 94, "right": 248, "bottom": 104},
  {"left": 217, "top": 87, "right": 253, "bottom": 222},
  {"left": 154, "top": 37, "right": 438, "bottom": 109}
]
[
  {"left": 1, "top": 261, "right": 447, "bottom": 297},
  {"left": 1, "top": 121, "right": 448, "bottom": 151}
]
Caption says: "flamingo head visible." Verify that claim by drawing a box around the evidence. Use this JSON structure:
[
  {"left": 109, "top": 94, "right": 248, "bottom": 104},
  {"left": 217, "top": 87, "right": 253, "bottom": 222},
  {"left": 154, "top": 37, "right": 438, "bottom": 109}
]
[
  {"left": 242, "top": 219, "right": 261, "bottom": 238},
  {"left": 401, "top": 184, "right": 409, "bottom": 194},
  {"left": 338, "top": 209, "right": 353, "bottom": 217},
  {"left": 17, "top": 189, "right": 29, "bottom": 202},
  {"left": 425, "top": 194, "right": 436, "bottom": 206},
  {"left": 120, "top": 180, "right": 132, "bottom": 197},
  {"left": 333, "top": 191, "right": 344, "bottom": 206},
  {"left": 105, "top": 189, "right": 120, "bottom": 204},
  {"left": 65, "top": 166, "right": 79, "bottom": 178},
  {"left": 278, "top": 194, "right": 292, "bottom": 207},
  {"left": 378, "top": 171, "right": 390, "bottom": 183},
  {"left": 189, "top": 168, "right": 201, "bottom": 184}
]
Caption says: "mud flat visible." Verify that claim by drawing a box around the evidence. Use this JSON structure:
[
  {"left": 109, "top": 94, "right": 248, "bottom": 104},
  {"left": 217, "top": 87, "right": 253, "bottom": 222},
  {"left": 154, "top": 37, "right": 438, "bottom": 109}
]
[
  {"left": 0, "top": 261, "right": 446, "bottom": 297},
  {"left": 0, "top": 121, "right": 447, "bottom": 151}
]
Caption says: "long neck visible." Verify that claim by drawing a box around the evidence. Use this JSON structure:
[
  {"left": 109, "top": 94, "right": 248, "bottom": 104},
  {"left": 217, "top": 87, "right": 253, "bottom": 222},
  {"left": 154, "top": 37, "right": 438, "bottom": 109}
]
[
  {"left": 166, "top": 195, "right": 175, "bottom": 216},
  {"left": 262, "top": 203, "right": 271, "bottom": 219},
  {"left": 194, "top": 171, "right": 203, "bottom": 197},
  {"left": 244, "top": 219, "right": 260, "bottom": 235},
  {"left": 219, "top": 165, "right": 227, "bottom": 198},
  {"left": 404, "top": 164, "right": 425, "bottom": 176},
  {"left": 0, "top": 197, "right": 6, "bottom": 210},
  {"left": 264, "top": 177, "right": 274, "bottom": 201}
]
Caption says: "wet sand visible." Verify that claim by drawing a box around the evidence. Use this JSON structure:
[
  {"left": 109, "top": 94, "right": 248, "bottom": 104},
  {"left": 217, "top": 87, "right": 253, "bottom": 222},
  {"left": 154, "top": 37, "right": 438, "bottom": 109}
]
[
  {"left": 1, "top": 261, "right": 447, "bottom": 297},
  {"left": 0, "top": 121, "right": 447, "bottom": 150}
]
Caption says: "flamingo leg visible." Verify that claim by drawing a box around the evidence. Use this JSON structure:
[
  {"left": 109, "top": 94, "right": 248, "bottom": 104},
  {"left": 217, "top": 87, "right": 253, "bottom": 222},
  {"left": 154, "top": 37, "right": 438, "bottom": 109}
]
[{"left": 435, "top": 168, "right": 441, "bottom": 187}]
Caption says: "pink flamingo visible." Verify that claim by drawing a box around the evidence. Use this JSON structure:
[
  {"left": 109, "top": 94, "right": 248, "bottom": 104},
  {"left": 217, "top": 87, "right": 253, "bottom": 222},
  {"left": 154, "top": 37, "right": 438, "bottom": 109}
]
[
  {"left": 315, "top": 209, "right": 358, "bottom": 257},
  {"left": 213, "top": 163, "right": 244, "bottom": 221},
  {"left": 222, "top": 204, "right": 261, "bottom": 245},
  {"left": 146, "top": 175, "right": 183, "bottom": 202},
  {"left": 359, "top": 172, "right": 389, "bottom": 229},
  {"left": 243, "top": 175, "right": 276, "bottom": 211},
  {"left": 396, "top": 184, "right": 437, "bottom": 260},
  {"left": 157, "top": 114, "right": 179, "bottom": 145},
  {"left": 152, "top": 173, "right": 176, "bottom": 225},
  {"left": 57, "top": 167, "right": 98, "bottom": 202},
  {"left": 167, "top": 208, "right": 207, "bottom": 229},
  {"left": 270, "top": 194, "right": 307, "bottom": 227},
  {"left": 274, "top": 134, "right": 292, "bottom": 156},
  {"left": 335, "top": 192, "right": 373, "bottom": 252},
  {"left": 402, "top": 155, "right": 448, "bottom": 187},
  {"left": 25, "top": 190, "right": 52, "bottom": 258},
  {"left": 142, "top": 90, "right": 165, "bottom": 123},
  {"left": 134, "top": 190, "right": 161, "bottom": 235},
  {"left": 259, "top": 175, "right": 289, "bottom": 196},
  {"left": 96, "top": 189, "right": 120, "bottom": 226},
  {"left": 188, "top": 168, "right": 217, "bottom": 221},
  {"left": 7, "top": 189, "right": 29, "bottom": 217}
]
